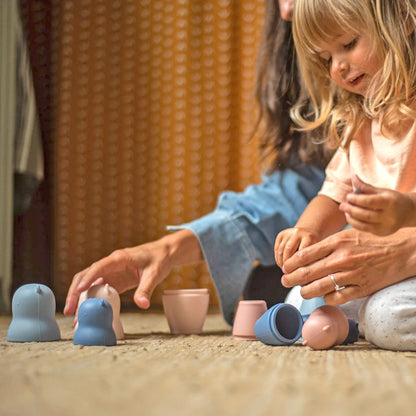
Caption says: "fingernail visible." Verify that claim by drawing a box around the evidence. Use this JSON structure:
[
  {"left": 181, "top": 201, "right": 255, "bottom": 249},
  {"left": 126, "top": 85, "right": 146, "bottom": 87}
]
[{"left": 137, "top": 296, "right": 150, "bottom": 309}]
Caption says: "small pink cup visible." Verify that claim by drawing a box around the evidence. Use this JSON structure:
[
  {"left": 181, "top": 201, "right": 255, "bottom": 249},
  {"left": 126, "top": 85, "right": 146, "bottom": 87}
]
[
  {"left": 163, "top": 288, "right": 209, "bottom": 296},
  {"left": 162, "top": 289, "right": 210, "bottom": 335},
  {"left": 232, "top": 300, "right": 268, "bottom": 340}
]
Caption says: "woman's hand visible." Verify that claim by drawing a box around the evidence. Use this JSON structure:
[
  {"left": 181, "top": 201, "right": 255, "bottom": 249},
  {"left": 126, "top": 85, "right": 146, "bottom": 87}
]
[
  {"left": 64, "top": 229, "right": 203, "bottom": 316},
  {"left": 281, "top": 227, "right": 416, "bottom": 304}
]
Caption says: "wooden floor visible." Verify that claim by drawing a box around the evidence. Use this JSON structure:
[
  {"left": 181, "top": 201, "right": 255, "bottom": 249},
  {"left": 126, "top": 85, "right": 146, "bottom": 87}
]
[{"left": 1, "top": 312, "right": 416, "bottom": 416}]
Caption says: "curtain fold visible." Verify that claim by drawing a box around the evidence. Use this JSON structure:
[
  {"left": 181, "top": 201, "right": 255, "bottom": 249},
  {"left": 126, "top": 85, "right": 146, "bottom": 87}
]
[
  {"left": 0, "top": 0, "right": 44, "bottom": 311},
  {"left": 0, "top": 0, "right": 16, "bottom": 311}
]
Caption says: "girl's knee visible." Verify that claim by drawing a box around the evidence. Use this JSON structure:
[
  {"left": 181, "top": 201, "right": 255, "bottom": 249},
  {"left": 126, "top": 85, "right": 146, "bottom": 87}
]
[{"left": 359, "top": 278, "right": 416, "bottom": 351}]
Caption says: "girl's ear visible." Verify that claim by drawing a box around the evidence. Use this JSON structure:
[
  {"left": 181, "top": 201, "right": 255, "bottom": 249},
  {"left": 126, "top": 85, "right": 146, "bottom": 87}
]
[
  {"left": 406, "top": 18, "right": 415, "bottom": 35},
  {"left": 405, "top": 10, "right": 416, "bottom": 35}
]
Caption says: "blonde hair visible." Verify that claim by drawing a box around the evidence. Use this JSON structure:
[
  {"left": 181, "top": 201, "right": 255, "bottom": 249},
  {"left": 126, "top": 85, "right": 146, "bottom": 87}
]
[{"left": 292, "top": 0, "right": 416, "bottom": 148}]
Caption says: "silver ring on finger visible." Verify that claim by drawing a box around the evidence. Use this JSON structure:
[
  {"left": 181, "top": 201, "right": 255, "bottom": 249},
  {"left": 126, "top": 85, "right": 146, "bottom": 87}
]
[{"left": 329, "top": 274, "right": 345, "bottom": 291}]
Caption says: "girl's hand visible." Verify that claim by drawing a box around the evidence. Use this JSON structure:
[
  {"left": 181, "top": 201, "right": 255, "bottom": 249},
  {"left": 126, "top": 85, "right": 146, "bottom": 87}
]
[
  {"left": 339, "top": 175, "right": 416, "bottom": 236},
  {"left": 274, "top": 227, "right": 318, "bottom": 268}
]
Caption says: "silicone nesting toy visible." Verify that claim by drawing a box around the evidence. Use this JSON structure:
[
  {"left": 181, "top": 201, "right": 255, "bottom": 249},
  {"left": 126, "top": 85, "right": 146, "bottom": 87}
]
[
  {"left": 75, "top": 283, "right": 124, "bottom": 339},
  {"left": 73, "top": 298, "right": 117, "bottom": 346},
  {"left": 302, "top": 305, "right": 358, "bottom": 349},
  {"left": 299, "top": 296, "right": 327, "bottom": 318},
  {"left": 254, "top": 303, "right": 303, "bottom": 346},
  {"left": 7, "top": 283, "right": 61, "bottom": 342}
]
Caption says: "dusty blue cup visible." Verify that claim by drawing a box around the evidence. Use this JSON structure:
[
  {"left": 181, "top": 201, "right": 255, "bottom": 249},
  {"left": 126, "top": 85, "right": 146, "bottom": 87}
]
[{"left": 254, "top": 303, "right": 303, "bottom": 346}]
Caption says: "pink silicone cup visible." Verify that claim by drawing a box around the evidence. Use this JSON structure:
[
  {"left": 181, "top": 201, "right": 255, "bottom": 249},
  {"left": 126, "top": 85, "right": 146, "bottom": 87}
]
[
  {"left": 232, "top": 300, "right": 268, "bottom": 341},
  {"left": 163, "top": 289, "right": 209, "bottom": 296},
  {"left": 162, "top": 293, "right": 209, "bottom": 335}
]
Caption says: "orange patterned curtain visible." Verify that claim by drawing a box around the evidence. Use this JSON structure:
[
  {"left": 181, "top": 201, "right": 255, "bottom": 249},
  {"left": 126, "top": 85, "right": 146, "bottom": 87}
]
[{"left": 47, "top": 0, "right": 265, "bottom": 306}]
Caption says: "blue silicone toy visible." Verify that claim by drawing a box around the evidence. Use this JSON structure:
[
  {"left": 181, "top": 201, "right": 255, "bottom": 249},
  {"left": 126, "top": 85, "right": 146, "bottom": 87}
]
[
  {"left": 299, "top": 296, "right": 327, "bottom": 319},
  {"left": 254, "top": 303, "right": 303, "bottom": 346},
  {"left": 73, "top": 298, "right": 117, "bottom": 346},
  {"left": 7, "top": 283, "right": 61, "bottom": 342}
]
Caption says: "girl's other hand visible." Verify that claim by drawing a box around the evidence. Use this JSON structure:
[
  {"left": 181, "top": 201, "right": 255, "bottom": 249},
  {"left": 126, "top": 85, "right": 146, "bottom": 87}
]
[{"left": 339, "top": 175, "right": 416, "bottom": 235}]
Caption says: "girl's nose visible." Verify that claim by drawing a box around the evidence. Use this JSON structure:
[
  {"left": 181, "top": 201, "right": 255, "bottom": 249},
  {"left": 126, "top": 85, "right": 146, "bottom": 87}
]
[{"left": 331, "top": 57, "right": 348, "bottom": 76}]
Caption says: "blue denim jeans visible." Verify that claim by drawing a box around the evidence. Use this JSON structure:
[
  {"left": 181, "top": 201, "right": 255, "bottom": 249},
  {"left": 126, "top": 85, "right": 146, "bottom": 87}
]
[{"left": 168, "top": 162, "right": 325, "bottom": 325}]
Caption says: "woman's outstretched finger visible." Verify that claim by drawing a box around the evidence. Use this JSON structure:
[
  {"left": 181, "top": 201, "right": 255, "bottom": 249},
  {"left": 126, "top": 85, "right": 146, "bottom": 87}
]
[
  {"left": 133, "top": 265, "right": 168, "bottom": 309},
  {"left": 64, "top": 256, "right": 120, "bottom": 315},
  {"left": 64, "top": 270, "right": 89, "bottom": 315}
]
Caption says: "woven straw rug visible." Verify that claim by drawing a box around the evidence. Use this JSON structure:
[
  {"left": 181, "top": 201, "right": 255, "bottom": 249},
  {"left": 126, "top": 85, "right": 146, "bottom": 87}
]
[{"left": 1, "top": 312, "right": 415, "bottom": 416}]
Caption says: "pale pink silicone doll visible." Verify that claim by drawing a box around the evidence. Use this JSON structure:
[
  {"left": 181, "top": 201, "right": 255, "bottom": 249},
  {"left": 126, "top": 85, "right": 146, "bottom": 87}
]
[{"left": 302, "top": 305, "right": 351, "bottom": 350}]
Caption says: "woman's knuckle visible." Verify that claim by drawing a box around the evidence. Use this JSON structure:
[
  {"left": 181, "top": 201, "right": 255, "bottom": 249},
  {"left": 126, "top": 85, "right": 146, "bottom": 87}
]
[
  {"left": 109, "top": 249, "right": 126, "bottom": 262},
  {"left": 299, "top": 266, "right": 310, "bottom": 284}
]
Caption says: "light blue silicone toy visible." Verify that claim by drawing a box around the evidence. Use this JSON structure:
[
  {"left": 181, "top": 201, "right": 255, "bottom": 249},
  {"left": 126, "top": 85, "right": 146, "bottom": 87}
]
[
  {"left": 7, "top": 283, "right": 61, "bottom": 342},
  {"left": 299, "top": 296, "right": 327, "bottom": 320},
  {"left": 254, "top": 303, "right": 303, "bottom": 346},
  {"left": 73, "top": 298, "right": 117, "bottom": 346}
]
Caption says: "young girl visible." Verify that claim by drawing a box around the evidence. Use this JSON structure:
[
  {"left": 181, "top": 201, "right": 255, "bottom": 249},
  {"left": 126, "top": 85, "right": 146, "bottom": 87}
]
[
  {"left": 276, "top": 0, "right": 416, "bottom": 265},
  {"left": 275, "top": 0, "right": 416, "bottom": 350}
]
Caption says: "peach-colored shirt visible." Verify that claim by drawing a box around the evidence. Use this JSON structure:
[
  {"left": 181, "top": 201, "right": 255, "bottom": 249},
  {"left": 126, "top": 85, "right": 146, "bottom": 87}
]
[{"left": 319, "top": 117, "right": 416, "bottom": 203}]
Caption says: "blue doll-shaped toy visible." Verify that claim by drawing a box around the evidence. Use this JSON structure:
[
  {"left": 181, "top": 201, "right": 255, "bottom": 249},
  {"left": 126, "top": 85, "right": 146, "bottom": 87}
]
[
  {"left": 7, "top": 283, "right": 61, "bottom": 342},
  {"left": 73, "top": 298, "right": 117, "bottom": 346}
]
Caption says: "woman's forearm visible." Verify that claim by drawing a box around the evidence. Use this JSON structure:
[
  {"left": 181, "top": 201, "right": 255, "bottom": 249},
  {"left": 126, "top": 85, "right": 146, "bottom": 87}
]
[{"left": 161, "top": 228, "right": 205, "bottom": 267}]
